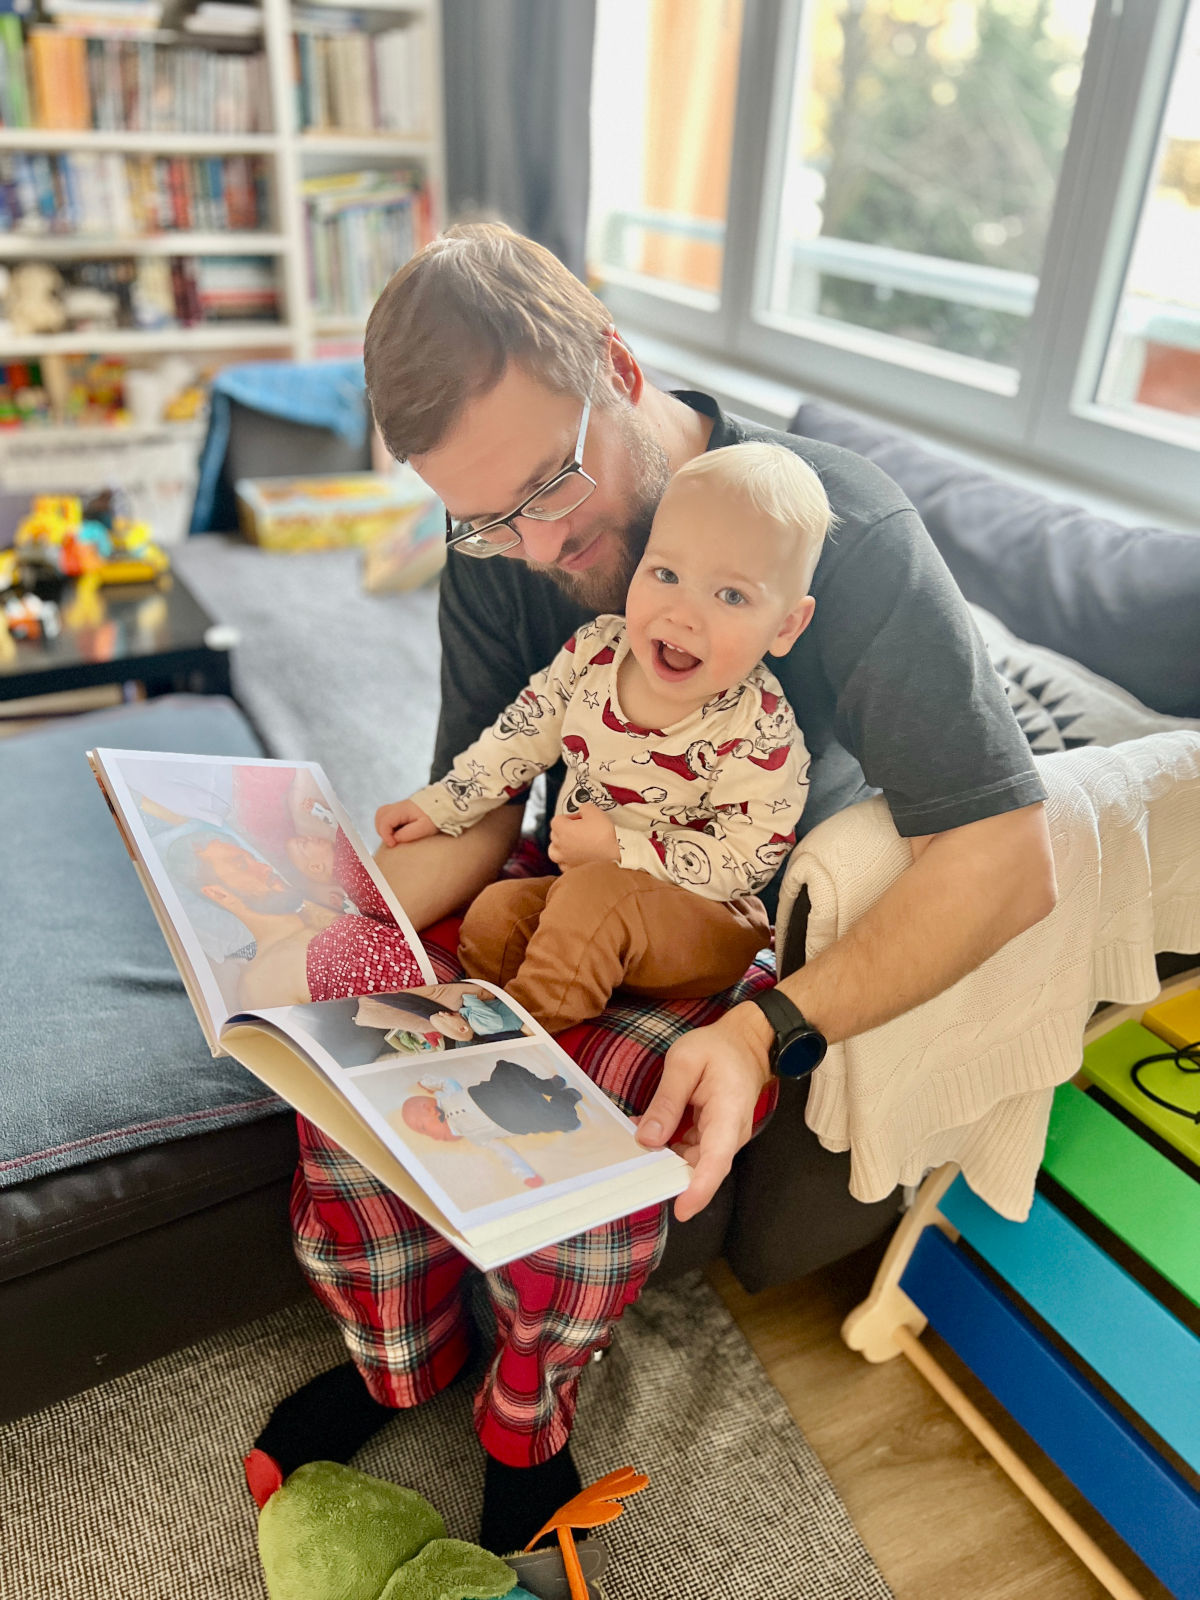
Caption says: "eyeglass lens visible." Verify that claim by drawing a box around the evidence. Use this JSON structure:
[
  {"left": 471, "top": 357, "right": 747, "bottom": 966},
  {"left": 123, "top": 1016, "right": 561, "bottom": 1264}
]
[{"left": 454, "top": 468, "right": 594, "bottom": 552}]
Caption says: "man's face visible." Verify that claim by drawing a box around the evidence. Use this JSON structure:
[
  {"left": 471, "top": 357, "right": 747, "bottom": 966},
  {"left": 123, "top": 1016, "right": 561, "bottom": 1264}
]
[
  {"left": 411, "top": 363, "right": 669, "bottom": 612},
  {"left": 197, "top": 837, "right": 287, "bottom": 899}
]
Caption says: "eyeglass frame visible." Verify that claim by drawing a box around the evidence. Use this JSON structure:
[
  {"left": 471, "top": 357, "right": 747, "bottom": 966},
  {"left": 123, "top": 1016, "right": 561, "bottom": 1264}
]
[{"left": 444, "top": 373, "right": 598, "bottom": 558}]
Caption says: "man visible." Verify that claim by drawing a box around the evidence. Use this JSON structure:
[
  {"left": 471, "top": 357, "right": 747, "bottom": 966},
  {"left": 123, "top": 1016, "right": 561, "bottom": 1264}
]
[{"left": 246, "top": 223, "right": 1056, "bottom": 1551}]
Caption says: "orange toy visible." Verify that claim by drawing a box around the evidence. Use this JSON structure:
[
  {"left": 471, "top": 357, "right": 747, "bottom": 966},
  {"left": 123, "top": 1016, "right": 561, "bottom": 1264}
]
[{"left": 524, "top": 1466, "right": 649, "bottom": 1600}]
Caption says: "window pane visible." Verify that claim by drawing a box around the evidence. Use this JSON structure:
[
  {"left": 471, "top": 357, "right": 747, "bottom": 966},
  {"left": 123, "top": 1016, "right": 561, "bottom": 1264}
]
[
  {"left": 1095, "top": 3, "right": 1200, "bottom": 440},
  {"left": 763, "top": 0, "right": 1095, "bottom": 370},
  {"left": 589, "top": 0, "right": 744, "bottom": 305}
]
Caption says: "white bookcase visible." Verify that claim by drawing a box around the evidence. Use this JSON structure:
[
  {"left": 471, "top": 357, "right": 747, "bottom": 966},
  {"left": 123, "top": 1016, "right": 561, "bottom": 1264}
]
[{"left": 0, "top": 0, "right": 445, "bottom": 370}]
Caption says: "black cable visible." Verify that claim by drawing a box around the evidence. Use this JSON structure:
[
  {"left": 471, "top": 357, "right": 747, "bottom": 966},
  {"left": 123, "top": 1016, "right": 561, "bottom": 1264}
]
[{"left": 1129, "top": 1039, "right": 1200, "bottom": 1123}]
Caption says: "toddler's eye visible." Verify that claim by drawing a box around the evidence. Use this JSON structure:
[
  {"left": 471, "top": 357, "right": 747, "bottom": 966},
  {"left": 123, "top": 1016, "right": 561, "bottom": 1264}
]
[
  {"left": 652, "top": 566, "right": 678, "bottom": 585},
  {"left": 718, "top": 587, "right": 746, "bottom": 606}
]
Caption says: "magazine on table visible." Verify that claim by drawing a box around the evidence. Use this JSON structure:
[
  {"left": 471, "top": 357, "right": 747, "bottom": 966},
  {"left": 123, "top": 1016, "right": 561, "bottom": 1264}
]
[{"left": 88, "top": 749, "right": 689, "bottom": 1270}]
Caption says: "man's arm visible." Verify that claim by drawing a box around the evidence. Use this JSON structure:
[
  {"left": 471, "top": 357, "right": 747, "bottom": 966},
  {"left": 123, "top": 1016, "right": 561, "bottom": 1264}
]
[
  {"left": 374, "top": 803, "right": 524, "bottom": 931},
  {"left": 637, "top": 801, "right": 1057, "bottom": 1220}
]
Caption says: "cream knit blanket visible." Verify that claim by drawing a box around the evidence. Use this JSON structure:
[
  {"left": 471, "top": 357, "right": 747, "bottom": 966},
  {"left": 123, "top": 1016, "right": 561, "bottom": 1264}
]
[{"left": 776, "top": 732, "right": 1200, "bottom": 1220}]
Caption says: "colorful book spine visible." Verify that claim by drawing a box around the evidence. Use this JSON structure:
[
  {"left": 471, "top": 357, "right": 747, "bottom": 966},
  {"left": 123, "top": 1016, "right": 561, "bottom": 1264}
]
[{"left": 0, "top": 150, "right": 267, "bottom": 234}]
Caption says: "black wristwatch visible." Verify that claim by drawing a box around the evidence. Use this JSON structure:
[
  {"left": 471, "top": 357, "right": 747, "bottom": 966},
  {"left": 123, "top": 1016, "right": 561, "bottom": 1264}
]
[{"left": 747, "top": 988, "right": 828, "bottom": 1080}]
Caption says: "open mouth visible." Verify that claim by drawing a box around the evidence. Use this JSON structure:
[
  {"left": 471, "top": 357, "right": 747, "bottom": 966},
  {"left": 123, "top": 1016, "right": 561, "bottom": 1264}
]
[{"left": 653, "top": 638, "right": 702, "bottom": 678}]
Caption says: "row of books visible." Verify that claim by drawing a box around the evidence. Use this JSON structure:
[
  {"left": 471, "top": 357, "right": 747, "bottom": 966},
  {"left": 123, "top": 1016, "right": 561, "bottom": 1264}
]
[
  {"left": 155, "top": 253, "right": 279, "bottom": 324},
  {"left": 292, "top": 16, "right": 426, "bottom": 135},
  {"left": 303, "top": 170, "right": 433, "bottom": 321},
  {"left": 0, "top": 151, "right": 269, "bottom": 234},
  {"left": 0, "top": 23, "right": 269, "bottom": 132}
]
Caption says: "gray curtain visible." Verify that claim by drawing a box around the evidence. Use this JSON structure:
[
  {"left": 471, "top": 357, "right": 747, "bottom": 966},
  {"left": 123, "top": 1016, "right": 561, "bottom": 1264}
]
[{"left": 441, "top": 0, "right": 596, "bottom": 278}]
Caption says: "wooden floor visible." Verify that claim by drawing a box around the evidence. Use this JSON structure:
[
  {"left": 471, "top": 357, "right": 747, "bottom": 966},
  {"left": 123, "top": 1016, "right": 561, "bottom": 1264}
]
[{"left": 711, "top": 1248, "right": 1172, "bottom": 1600}]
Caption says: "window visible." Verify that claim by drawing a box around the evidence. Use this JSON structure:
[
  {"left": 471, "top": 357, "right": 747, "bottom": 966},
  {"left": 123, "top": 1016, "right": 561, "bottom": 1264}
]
[
  {"left": 762, "top": 0, "right": 1094, "bottom": 375},
  {"left": 1094, "top": 2, "right": 1200, "bottom": 440},
  {"left": 591, "top": 0, "right": 745, "bottom": 308},
  {"left": 590, "top": 0, "right": 1200, "bottom": 516}
]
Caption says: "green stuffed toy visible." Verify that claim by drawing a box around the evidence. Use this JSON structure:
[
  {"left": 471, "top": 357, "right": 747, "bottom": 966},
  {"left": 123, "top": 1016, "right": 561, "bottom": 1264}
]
[{"left": 246, "top": 1452, "right": 639, "bottom": 1600}]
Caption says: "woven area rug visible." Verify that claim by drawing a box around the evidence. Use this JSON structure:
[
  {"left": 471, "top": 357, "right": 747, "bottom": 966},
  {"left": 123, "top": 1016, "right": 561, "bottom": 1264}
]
[{"left": 0, "top": 1272, "right": 892, "bottom": 1600}]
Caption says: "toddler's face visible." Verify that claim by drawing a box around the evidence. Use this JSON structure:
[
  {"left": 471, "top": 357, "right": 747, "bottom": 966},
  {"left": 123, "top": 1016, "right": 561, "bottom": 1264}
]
[
  {"left": 286, "top": 833, "right": 336, "bottom": 882},
  {"left": 430, "top": 1011, "right": 474, "bottom": 1041},
  {"left": 624, "top": 480, "right": 812, "bottom": 712}
]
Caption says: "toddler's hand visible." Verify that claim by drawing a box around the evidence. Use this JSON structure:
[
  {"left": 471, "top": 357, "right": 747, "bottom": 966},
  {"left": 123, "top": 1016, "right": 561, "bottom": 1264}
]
[
  {"left": 523, "top": 1175, "right": 545, "bottom": 1188},
  {"left": 548, "top": 804, "right": 619, "bottom": 869},
  {"left": 376, "top": 797, "right": 438, "bottom": 847}
]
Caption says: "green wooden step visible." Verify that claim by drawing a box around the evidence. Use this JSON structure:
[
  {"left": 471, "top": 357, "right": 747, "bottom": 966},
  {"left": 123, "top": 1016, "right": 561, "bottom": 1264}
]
[
  {"left": 1078, "top": 1019, "right": 1200, "bottom": 1170},
  {"left": 1044, "top": 1081, "right": 1200, "bottom": 1308}
]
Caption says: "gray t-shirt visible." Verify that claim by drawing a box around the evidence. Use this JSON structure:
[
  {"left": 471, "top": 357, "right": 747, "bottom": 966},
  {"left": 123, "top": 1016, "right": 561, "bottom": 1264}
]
[{"left": 432, "top": 391, "right": 1045, "bottom": 908}]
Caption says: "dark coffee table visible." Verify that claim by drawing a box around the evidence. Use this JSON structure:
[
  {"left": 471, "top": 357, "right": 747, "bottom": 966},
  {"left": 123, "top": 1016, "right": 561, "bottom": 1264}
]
[{"left": 0, "top": 570, "right": 234, "bottom": 703}]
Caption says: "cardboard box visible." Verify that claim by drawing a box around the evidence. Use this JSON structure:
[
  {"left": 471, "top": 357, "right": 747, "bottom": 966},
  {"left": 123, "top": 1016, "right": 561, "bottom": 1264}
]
[{"left": 235, "top": 471, "right": 427, "bottom": 551}]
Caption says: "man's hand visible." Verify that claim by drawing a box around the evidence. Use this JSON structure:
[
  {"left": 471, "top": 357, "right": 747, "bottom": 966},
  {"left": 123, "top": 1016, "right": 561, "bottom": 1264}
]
[
  {"left": 548, "top": 804, "right": 619, "bottom": 869},
  {"left": 375, "top": 797, "right": 439, "bottom": 848},
  {"left": 636, "top": 1000, "right": 774, "bottom": 1222}
]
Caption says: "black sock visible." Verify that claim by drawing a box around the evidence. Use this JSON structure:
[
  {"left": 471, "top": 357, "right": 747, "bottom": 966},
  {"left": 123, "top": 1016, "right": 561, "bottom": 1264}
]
[
  {"left": 251, "top": 1362, "right": 397, "bottom": 1480},
  {"left": 479, "top": 1444, "right": 582, "bottom": 1556}
]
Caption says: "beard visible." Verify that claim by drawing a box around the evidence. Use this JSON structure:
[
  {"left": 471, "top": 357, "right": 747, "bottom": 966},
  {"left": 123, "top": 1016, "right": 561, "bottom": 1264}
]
[
  {"left": 534, "top": 408, "right": 670, "bottom": 613},
  {"left": 235, "top": 883, "right": 305, "bottom": 916}
]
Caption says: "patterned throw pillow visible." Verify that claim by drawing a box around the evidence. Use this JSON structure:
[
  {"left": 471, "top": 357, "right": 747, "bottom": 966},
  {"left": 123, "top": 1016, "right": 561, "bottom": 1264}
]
[{"left": 969, "top": 605, "right": 1200, "bottom": 755}]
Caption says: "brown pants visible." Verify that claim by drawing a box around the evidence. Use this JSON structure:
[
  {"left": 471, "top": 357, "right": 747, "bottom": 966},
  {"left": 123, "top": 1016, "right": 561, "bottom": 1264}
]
[{"left": 458, "top": 861, "right": 771, "bottom": 1035}]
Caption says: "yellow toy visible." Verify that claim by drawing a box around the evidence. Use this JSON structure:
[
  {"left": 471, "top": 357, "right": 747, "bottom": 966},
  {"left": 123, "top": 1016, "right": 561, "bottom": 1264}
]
[
  {"left": 101, "top": 516, "right": 170, "bottom": 582},
  {"left": 15, "top": 495, "right": 84, "bottom": 551},
  {"left": 13, "top": 494, "right": 169, "bottom": 585}
]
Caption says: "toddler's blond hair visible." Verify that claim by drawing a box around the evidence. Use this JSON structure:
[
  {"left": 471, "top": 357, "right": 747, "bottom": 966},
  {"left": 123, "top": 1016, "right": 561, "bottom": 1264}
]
[{"left": 671, "top": 443, "right": 832, "bottom": 589}]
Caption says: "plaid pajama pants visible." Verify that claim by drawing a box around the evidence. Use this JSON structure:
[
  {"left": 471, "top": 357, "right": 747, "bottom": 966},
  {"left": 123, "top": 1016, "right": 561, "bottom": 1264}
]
[{"left": 291, "top": 911, "right": 779, "bottom": 1467}]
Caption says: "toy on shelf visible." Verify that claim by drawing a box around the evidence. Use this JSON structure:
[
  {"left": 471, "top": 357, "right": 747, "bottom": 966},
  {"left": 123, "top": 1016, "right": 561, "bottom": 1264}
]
[
  {"left": 5, "top": 261, "right": 67, "bottom": 337},
  {"left": 244, "top": 1453, "right": 645, "bottom": 1600}
]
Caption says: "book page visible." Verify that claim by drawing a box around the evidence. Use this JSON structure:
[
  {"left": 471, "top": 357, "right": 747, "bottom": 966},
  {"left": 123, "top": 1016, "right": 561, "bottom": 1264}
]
[
  {"left": 91, "top": 749, "right": 434, "bottom": 1037},
  {"left": 234, "top": 979, "right": 687, "bottom": 1236}
]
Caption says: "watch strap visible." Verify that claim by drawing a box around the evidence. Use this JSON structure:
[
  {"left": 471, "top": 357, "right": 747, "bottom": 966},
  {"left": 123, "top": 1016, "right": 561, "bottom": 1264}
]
[{"left": 748, "top": 987, "right": 818, "bottom": 1064}]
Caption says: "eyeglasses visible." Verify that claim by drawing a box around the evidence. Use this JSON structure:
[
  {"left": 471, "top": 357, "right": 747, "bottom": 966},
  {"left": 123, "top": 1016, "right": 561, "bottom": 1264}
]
[{"left": 445, "top": 378, "right": 598, "bottom": 559}]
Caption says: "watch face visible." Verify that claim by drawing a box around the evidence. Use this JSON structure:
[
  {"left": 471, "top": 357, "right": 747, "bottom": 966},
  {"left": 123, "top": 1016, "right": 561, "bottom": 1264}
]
[{"left": 775, "top": 1028, "right": 827, "bottom": 1079}]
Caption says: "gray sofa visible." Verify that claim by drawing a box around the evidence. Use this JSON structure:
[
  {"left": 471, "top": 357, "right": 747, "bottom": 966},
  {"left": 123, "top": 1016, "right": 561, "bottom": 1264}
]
[{"left": 3, "top": 396, "right": 1196, "bottom": 1426}]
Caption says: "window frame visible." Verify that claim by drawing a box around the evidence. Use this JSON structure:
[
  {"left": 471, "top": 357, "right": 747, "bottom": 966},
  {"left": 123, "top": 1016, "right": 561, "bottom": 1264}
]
[{"left": 593, "top": 0, "right": 1200, "bottom": 520}]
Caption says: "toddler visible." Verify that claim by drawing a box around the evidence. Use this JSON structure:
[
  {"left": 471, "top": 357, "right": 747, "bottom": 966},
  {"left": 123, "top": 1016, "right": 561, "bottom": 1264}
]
[{"left": 376, "top": 443, "right": 831, "bottom": 1034}]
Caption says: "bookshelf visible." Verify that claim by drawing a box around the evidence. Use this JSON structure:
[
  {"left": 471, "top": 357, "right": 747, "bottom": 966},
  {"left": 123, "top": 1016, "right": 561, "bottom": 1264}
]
[{"left": 0, "top": 0, "right": 444, "bottom": 379}]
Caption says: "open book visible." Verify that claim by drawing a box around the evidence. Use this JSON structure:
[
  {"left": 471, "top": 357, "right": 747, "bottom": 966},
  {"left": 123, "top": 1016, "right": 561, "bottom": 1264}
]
[{"left": 88, "top": 749, "right": 689, "bottom": 1270}]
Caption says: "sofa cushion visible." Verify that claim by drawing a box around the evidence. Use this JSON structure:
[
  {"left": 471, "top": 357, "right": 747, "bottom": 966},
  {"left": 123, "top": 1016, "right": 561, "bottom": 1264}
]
[
  {"left": 173, "top": 536, "right": 441, "bottom": 830},
  {"left": 970, "top": 604, "right": 1200, "bottom": 754},
  {"left": 0, "top": 1117, "right": 299, "bottom": 1284},
  {"left": 791, "top": 398, "right": 1200, "bottom": 718},
  {"left": 0, "top": 694, "right": 288, "bottom": 1189}
]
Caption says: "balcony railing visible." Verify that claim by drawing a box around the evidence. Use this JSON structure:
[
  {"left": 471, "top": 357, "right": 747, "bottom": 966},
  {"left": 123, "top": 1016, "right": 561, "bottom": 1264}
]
[{"left": 600, "top": 208, "right": 1200, "bottom": 352}]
